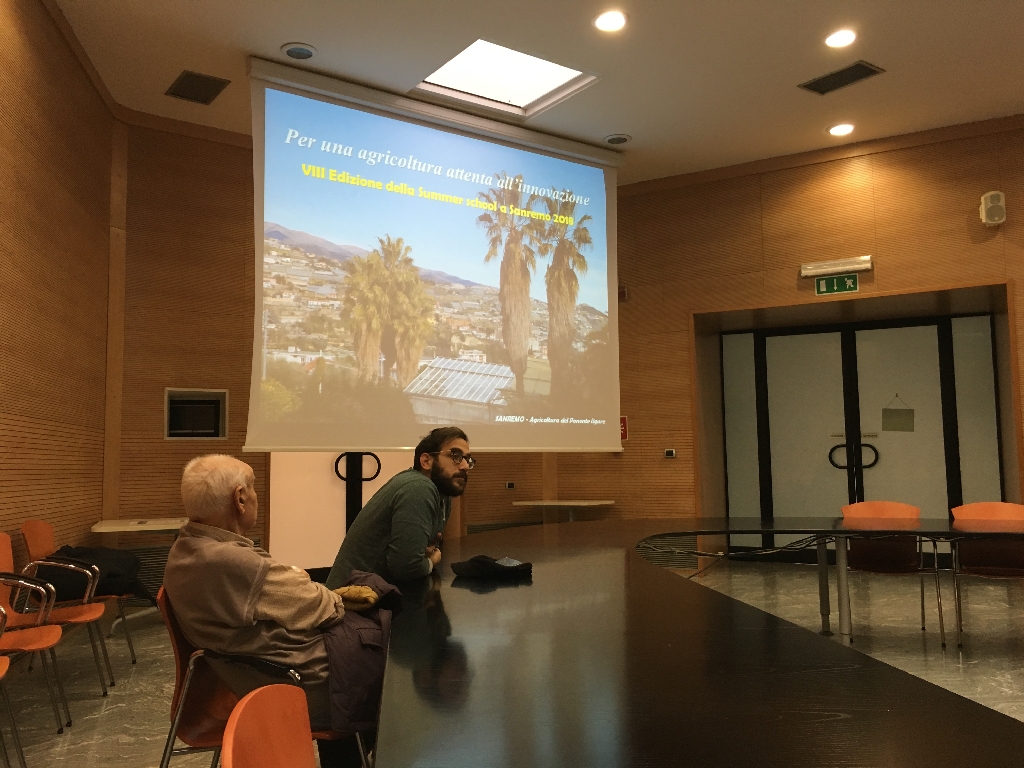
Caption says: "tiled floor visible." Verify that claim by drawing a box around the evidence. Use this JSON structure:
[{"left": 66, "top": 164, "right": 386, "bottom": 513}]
[
  {"left": 681, "top": 559, "right": 1024, "bottom": 722},
  {"left": 8, "top": 562, "right": 1024, "bottom": 766},
  {"left": 0, "top": 609, "right": 213, "bottom": 768}
]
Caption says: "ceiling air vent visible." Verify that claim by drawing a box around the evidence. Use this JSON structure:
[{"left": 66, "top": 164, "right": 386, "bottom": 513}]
[
  {"left": 798, "top": 60, "right": 885, "bottom": 95},
  {"left": 165, "top": 70, "right": 231, "bottom": 105}
]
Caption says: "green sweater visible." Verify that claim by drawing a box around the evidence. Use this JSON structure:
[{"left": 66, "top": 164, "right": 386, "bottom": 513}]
[{"left": 325, "top": 468, "right": 451, "bottom": 587}]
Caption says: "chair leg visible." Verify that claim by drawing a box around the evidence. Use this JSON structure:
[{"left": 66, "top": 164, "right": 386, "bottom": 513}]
[
  {"left": 209, "top": 747, "right": 221, "bottom": 768},
  {"left": 356, "top": 733, "right": 373, "bottom": 768},
  {"left": 160, "top": 657, "right": 199, "bottom": 768},
  {"left": 953, "top": 541, "right": 964, "bottom": 647},
  {"left": 932, "top": 540, "right": 946, "bottom": 648},
  {"left": 37, "top": 650, "right": 64, "bottom": 734},
  {"left": 47, "top": 649, "right": 72, "bottom": 728},
  {"left": 117, "top": 599, "right": 138, "bottom": 664},
  {"left": 918, "top": 538, "right": 926, "bottom": 630},
  {"left": 0, "top": 682, "right": 27, "bottom": 768},
  {"left": 86, "top": 624, "right": 109, "bottom": 697},
  {"left": 95, "top": 622, "right": 116, "bottom": 687}
]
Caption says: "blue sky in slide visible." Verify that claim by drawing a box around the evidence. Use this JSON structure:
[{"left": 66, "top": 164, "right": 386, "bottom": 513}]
[{"left": 263, "top": 88, "right": 609, "bottom": 312}]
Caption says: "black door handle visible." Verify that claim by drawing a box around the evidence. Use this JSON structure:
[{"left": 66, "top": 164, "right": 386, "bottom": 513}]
[
  {"left": 829, "top": 444, "right": 848, "bottom": 469},
  {"left": 829, "top": 443, "right": 879, "bottom": 469},
  {"left": 861, "top": 443, "right": 879, "bottom": 469}
]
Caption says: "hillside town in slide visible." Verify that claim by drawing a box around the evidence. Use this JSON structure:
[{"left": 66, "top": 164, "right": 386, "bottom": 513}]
[{"left": 260, "top": 175, "right": 610, "bottom": 426}]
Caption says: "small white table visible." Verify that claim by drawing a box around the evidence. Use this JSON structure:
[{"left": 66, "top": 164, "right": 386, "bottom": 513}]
[
  {"left": 511, "top": 500, "right": 615, "bottom": 523},
  {"left": 91, "top": 518, "right": 188, "bottom": 534}
]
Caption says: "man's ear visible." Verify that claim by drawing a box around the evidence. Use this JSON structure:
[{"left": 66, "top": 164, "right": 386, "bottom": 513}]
[{"left": 418, "top": 452, "right": 433, "bottom": 471}]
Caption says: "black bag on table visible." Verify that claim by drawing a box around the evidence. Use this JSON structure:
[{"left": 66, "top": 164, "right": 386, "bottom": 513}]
[{"left": 34, "top": 546, "right": 153, "bottom": 604}]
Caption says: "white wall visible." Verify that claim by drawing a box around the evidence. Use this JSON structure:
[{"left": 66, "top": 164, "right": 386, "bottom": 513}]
[{"left": 269, "top": 451, "right": 413, "bottom": 569}]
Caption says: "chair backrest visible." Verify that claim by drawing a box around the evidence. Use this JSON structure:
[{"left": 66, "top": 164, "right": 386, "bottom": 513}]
[
  {"left": 156, "top": 587, "right": 238, "bottom": 744},
  {"left": 221, "top": 685, "right": 317, "bottom": 768},
  {"left": 21, "top": 520, "right": 56, "bottom": 562},
  {"left": 951, "top": 502, "right": 1024, "bottom": 520},
  {"left": 0, "top": 534, "right": 18, "bottom": 613},
  {"left": 842, "top": 501, "right": 921, "bottom": 519}
]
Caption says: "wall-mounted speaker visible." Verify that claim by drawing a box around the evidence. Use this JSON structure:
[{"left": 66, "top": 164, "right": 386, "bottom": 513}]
[{"left": 980, "top": 191, "right": 1006, "bottom": 226}]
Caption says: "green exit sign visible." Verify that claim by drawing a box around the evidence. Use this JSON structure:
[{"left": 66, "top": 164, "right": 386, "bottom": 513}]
[{"left": 815, "top": 273, "right": 859, "bottom": 296}]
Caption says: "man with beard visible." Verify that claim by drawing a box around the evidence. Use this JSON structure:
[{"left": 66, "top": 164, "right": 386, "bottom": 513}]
[{"left": 326, "top": 427, "right": 471, "bottom": 587}]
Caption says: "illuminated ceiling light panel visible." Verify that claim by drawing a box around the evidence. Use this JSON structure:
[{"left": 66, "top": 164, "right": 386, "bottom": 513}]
[
  {"left": 825, "top": 29, "right": 857, "bottom": 48},
  {"left": 417, "top": 40, "right": 595, "bottom": 118},
  {"left": 594, "top": 10, "right": 628, "bottom": 32}
]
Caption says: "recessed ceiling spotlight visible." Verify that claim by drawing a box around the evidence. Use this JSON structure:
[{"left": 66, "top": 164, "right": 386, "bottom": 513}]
[
  {"left": 605, "top": 134, "right": 631, "bottom": 145},
  {"left": 594, "top": 10, "right": 627, "bottom": 32},
  {"left": 829, "top": 123, "right": 854, "bottom": 136},
  {"left": 825, "top": 29, "right": 856, "bottom": 48},
  {"left": 281, "top": 42, "right": 317, "bottom": 60}
]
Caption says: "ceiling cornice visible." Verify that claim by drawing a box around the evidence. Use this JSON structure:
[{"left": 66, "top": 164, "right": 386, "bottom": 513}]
[{"left": 39, "top": 0, "right": 252, "bottom": 148}]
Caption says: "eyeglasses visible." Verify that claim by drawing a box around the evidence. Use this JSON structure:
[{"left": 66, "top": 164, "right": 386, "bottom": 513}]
[{"left": 431, "top": 449, "right": 475, "bottom": 469}]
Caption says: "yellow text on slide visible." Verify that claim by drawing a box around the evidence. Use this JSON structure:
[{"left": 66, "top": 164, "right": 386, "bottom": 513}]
[
  {"left": 418, "top": 187, "right": 464, "bottom": 206},
  {"left": 386, "top": 181, "right": 415, "bottom": 196}
]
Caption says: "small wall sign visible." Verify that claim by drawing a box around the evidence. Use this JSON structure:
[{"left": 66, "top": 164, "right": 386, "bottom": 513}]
[{"left": 815, "top": 273, "right": 859, "bottom": 296}]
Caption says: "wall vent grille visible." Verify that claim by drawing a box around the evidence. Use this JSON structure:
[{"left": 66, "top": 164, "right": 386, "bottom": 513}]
[{"left": 165, "top": 70, "right": 231, "bottom": 105}]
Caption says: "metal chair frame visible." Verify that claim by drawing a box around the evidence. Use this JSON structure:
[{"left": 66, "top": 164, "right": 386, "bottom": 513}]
[
  {"left": 21, "top": 558, "right": 115, "bottom": 695},
  {"left": 0, "top": 607, "right": 27, "bottom": 768},
  {"left": 0, "top": 573, "right": 72, "bottom": 734},
  {"left": 21, "top": 520, "right": 138, "bottom": 664}
]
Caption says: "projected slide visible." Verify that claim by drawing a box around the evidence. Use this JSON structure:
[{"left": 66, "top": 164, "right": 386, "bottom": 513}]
[{"left": 248, "top": 86, "right": 618, "bottom": 450}]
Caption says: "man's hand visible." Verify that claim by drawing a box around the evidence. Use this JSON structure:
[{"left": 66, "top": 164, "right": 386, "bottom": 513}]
[{"left": 426, "top": 545, "right": 442, "bottom": 569}]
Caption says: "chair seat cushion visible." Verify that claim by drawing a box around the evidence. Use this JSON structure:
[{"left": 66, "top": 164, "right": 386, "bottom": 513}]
[
  {"left": 6, "top": 602, "right": 104, "bottom": 628},
  {"left": 0, "top": 625, "right": 62, "bottom": 652}
]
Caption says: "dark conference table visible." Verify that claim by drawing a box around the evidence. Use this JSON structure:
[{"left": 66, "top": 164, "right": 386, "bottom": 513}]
[{"left": 375, "top": 519, "right": 1024, "bottom": 768}]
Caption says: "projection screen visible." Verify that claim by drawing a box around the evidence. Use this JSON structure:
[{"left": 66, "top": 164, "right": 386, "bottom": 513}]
[{"left": 245, "top": 60, "right": 621, "bottom": 452}]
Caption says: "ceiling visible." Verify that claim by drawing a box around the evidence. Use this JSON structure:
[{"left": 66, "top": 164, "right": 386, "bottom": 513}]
[{"left": 55, "top": 0, "right": 1024, "bottom": 185}]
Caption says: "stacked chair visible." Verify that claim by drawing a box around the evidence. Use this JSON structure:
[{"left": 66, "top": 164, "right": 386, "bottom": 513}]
[
  {"left": 0, "top": 568, "right": 69, "bottom": 736},
  {"left": 0, "top": 606, "right": 27, "bottom": 768},
  {"left": 21, "top": 520, "right": 138, "bottom": 664},
  {"left": 0, "top": 533, "right": 114, "bottom": 697}
]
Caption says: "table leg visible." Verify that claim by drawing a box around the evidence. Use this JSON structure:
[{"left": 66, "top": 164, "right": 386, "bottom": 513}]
[
  {"left": 835, "top": 535, "right": 852, "bottom": 642},
  {"left": 816, "top": 537, "right": 832, "bottom": 636}
]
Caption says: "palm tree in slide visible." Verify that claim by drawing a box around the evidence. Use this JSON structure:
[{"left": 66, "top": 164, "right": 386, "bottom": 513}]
[
  {"left": 341, "top": 251, "right": 388, "bottom": 381},
  {"left": 537, "top": 196, "right": 592, "bottom": 396},
  {"left": 376, "top": 236, "right": 433, "bottom": 387},
  {"left": 477, "top": 173, "right": 540, "bottom": 393}
]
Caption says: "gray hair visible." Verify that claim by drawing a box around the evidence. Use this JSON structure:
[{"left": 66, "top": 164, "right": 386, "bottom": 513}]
[{"left": 180, "top": 455, "right": 254, "bottom": 522}]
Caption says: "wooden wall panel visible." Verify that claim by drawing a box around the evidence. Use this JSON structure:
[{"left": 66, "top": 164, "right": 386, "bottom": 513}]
[
  {"left": 120, "top": 126, "right": 268, "bottom": 545},
  {"left": 0, "top": 0, "right": 111, "bottom": 563},
  {"left": 761, "top": 156, "right": 876, "bottom": 271},
  {"left": 467, "top": 126, "right": 1024, "bottom": 527}
]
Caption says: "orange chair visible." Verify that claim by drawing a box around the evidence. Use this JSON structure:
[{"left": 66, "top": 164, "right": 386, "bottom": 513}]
[
  {"left": 0, "top": 607, "right": 27, "bottom": 768},
  {"left": 158, "top": 587, "right": 239, "bottom": 768},
  {"left": 22, "top": 519, "right": 138, "bottom": 664},
  {"left": 157, "top": 588, "right": 354, "bottom": 768},
  {"left": 221, "top": 685, "right": 317, "bottom": 768},
  {"left": 841, "top": 501, "right": 947, "bottom": 645},
  {"left": 0, "top": 533, "right": 115, "bottom": 696},
  {"left": 0, "top": 572, "right": 69, "bottom": 734},
  {"left": 950, "top": 502, "right": 1024, "bottom": 647}
]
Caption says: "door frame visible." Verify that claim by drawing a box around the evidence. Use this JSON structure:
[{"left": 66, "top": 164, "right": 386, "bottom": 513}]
[
  {"left": 691, "top": 283, "right": 1024, "bottom": 544},
  {"left": 723, "top": 314, "right": 1001, "bottom": 544}
]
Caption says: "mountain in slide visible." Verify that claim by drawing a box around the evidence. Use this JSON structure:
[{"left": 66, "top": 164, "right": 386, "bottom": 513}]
[{"left": 264, "top": 222, "right": 482, "bottom": 287}]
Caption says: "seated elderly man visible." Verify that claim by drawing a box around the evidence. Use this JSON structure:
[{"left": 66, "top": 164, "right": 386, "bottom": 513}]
[{"left": 164, "top": 454, "right": 386, "bottom": 767}]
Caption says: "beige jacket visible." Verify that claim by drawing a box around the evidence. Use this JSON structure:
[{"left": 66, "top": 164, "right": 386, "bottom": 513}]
[{"left": 163, "top": 522, "right": 344, "bottom": 686}]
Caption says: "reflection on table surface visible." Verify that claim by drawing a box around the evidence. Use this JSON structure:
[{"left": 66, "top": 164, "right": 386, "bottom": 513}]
[{"left": 375, "top": 520, "right": 1024, "bottom": 768}]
